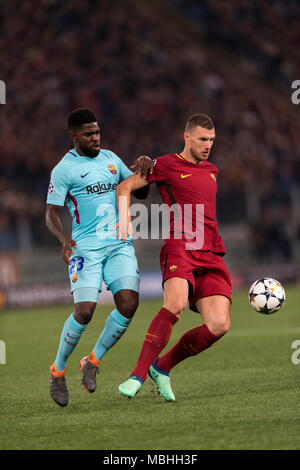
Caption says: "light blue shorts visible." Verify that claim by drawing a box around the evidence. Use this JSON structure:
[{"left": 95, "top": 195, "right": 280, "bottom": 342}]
[{"left": 68, "top": 242, "right": 140, "bottom": 303}]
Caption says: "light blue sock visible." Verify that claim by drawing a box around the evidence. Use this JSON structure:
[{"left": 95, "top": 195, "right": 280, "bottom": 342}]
[
  {"left": 93, "top": 309, "right": 132, "bottom": 361},
  {"left": 55, "top": 313, "right": 87, "bottom": 371}
]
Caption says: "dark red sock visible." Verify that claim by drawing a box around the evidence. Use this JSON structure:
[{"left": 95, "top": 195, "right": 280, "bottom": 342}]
[
  {"left": 131, "top": 307, "right": 178, "bottom": 382},
  {"left": 156, "top": 324, "right": 219, "bottom": 372}
]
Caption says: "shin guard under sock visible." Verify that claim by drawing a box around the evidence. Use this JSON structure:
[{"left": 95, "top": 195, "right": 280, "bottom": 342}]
[
  {"left": 92, "top": 309, "right": 132, "bottom": 362},
  {"left": 130, "top": 307, "right": 178, "bottom": 382},
  {"left": 55, "top": 313, "right": 87, "bottom": 372}
]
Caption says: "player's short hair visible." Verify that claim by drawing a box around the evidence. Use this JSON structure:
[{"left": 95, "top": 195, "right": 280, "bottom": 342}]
[
  {"left": 185, "top": 113, "right": 214, "bottom": 133},
  {"left": 67, "top": 108, "right": 97, "bottom": 131}
]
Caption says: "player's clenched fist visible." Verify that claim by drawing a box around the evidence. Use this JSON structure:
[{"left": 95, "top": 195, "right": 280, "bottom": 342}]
[{"left": 62, "top": 237, "right": 77, "bottom": 265}]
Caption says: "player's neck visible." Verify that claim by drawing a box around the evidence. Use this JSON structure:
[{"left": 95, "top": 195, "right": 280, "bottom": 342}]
[
  {"left": 75, "top": 145, "right": 87, "bottom": 157},
  {"left": 180, "top": 150, "right": 203, "bottom": 165},
  {"left": 75, "top": 145, "right": 97, "bottom": 158}
]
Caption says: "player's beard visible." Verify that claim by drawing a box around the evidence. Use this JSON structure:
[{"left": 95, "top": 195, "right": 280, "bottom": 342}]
[
  {"left": 79, "top": 144, "right": 100, "bottom": 158},
  {"left": 190, "top": 148, "right": 208, "bottom": 163}
]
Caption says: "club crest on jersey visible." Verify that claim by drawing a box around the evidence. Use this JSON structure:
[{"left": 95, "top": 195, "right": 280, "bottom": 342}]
[
  {"left": 210, "top": 173, "right": 216, "bottom": 182},
  {"left": 169, "top": 265, "right": 178, "bottom": 272},
  {"left": 108, "top": 165, "right": 117, "bottom": 175}
]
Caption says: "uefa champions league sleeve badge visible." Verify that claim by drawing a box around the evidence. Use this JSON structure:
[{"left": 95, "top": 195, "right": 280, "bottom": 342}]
[{"left": 48, "top": 181, "right": 55, "bottom": 195}]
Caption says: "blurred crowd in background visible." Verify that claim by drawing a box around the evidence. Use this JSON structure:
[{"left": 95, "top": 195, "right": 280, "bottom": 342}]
[{"left": 0, "top": 0, "right": 299, "bottom": 263}]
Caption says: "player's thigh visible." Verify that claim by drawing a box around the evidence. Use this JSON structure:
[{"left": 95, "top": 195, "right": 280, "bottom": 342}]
[
  {"left": 103, "top": 243, "right": 140, "bottom": 294},
  {"left": 163, "top": 277, "right": 190, "bottom": 318},
  {"left": 160, "top": 245, "right": 195, "bottom": 317},
  {"left": 189, "top": 253, "right": 232, "bottom": 315},
  {"left": 195, "top": 295, "right": 231, "bottom": 336}
]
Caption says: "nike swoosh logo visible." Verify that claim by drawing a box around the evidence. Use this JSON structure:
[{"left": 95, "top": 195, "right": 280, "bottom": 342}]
[
  {"left": 181, "top": 173, "right": 192, "bottom": 178},
  {"left": 81, "top": 172, "right": 90, "bottom": 178}
]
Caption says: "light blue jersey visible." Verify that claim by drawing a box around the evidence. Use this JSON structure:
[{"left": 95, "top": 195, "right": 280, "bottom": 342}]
[{"left": 47, "top": 148, "right": 132, "bottom": 250}]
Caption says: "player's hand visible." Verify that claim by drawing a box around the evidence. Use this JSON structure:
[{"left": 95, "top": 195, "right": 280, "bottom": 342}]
[
  {"left": 114, "top": 218, "right": 133, "bottom": 242},
  {"left": 62, "top": 237, "right": 77, "bottom": 265},
  {"left": 130, "top": 156, "right": 153, "bottom": 178}
]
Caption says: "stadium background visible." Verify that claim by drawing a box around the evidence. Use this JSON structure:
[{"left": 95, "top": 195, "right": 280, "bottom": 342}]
[{"left": 0, "top": 0, "right": 300, "bottom": 309}]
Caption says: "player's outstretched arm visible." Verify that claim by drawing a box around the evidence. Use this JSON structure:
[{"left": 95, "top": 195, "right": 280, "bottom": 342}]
[
  {"left": 132, "top": 185, "right": 150, "bottom": 200},
  {"left": 115, "top": 173, "right": 149, "bottom": 242},
  {"left": 45, "top": 204, "right": 76, "bottom": 265}
]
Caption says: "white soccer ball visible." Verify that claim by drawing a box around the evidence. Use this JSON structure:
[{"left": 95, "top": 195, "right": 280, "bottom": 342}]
[{"left": 248, "top": 278, "right": 286, "bottom": 314}]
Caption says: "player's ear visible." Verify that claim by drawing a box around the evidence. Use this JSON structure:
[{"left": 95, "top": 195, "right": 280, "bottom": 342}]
[
  {"left": 183, "top": 132, "right": 190, "bottom": 143},
  {"left": 69, "top": 129, "right": 77, "bottom": 141}
]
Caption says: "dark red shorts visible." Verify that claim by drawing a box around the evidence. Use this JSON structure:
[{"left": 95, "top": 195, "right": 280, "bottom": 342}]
[{"left": 160, "top": 243, "right": 232, "bottom": 312}]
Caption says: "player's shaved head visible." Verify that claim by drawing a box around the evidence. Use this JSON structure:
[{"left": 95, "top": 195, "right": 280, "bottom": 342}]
[
  {"left": 185, "top": 113, "right": 214, "bottom": 134},
  {"left": 68, "top": 108, "right": 97, "bottom": 131}
]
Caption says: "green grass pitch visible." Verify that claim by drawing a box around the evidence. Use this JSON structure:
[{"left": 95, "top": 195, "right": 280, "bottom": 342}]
[{"left": 0, "top": 285, "right": 300, "bottom": 450}]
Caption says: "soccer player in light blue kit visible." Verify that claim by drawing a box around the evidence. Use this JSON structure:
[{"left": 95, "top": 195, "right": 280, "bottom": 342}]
[{"left": 46, "top": 109, "right": 152, "bottom": 406}]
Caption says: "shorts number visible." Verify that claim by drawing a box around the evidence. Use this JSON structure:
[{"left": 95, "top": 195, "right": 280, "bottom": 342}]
[
  {"left": 70, "top": 256, "right": 85, "bottom": 273},
  {"left": 77, "top": 256, "right": 84, "bottom": 271}
]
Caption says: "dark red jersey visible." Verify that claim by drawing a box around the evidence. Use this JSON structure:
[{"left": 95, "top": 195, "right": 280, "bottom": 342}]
[{"left": 147, "top": 153, "right": 226, "bottom": 254}]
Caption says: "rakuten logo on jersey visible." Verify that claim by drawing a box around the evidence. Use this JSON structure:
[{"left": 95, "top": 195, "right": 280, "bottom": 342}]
[{"left": 86, "top": 182, "right": 118, "bottom": 194}]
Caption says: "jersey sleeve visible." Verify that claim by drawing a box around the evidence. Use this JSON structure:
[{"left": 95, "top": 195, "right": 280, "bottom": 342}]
[
  {"left": 147, "top": 157, "right": 166, "bottom": 184},
  {"left": 111, "top": 153, "right": 133, "bottom": 182},
  {"left": 119, "top": 160, "right": 133, "bottom": 182},
  {"left": 46, "top": 163, "right": 71, "bottom": 206}
]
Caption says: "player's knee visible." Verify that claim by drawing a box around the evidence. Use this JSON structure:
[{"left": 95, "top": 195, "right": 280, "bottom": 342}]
[
  {"left": 207, "top": 315, "right": 230, "bottom": 337},
  {"left": 74, "top": 311, "right": 93, "bottom": 325},
  {"left": 163, "top": 301, "right": 186, "bottom": 318},
  {"left": 74, "top": 302, "right": 96, "bottom": 325},
  {"left": 115, "top": 292, "right": 139, "bottom": 319}
]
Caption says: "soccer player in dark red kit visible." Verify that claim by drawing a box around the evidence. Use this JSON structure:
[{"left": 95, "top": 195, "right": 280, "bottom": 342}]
[{"left": 117, "top": 113, "right": 232, "bottom": 401}]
